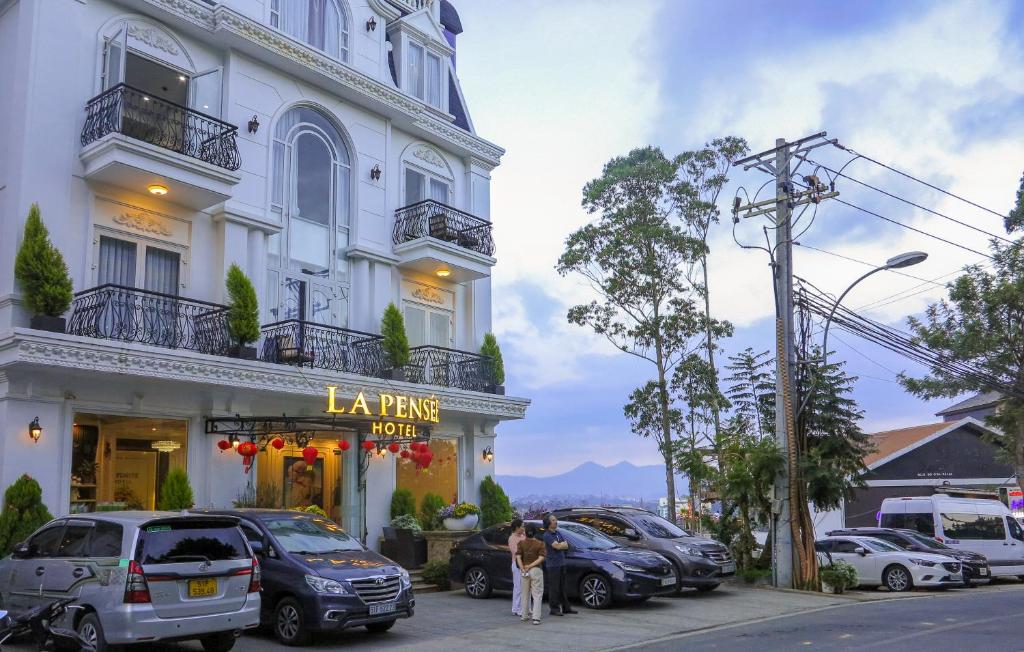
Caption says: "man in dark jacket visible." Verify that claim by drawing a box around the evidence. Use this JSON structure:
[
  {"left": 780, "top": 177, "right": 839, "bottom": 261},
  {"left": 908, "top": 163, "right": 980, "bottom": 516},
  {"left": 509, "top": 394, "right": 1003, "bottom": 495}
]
[{"left": 542, "top": 514, "right": 577, "bottom": 615}]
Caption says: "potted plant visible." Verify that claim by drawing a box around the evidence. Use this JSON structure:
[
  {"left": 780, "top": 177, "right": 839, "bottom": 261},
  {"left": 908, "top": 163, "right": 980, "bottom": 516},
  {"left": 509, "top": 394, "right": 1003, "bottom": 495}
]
[
  {"left": 14, "top": 203, "right": 73, "bottom": 333},
  {"left": 157, "top": 468, "right": 194, "bottom": 510},
  {"left": 440, "top": 502, "right": 481, "bottom": 531},
  {"left": 479, "top": 332, "right": 506, "bottom": 394},
  {"left": 225, "top": 263, "right": 259, "bottom": 359},
  {"left": 819, "top": 560, "right": 858, "bottom": 594},
  {"left": 381, "top": 303, "right": 410, "bottom": 380},
  {"left": 0, "top": 474, "right": 54, "bottom": 556},
  {"left": 419, "top": 492, "right": 446, "bottom": 530}
]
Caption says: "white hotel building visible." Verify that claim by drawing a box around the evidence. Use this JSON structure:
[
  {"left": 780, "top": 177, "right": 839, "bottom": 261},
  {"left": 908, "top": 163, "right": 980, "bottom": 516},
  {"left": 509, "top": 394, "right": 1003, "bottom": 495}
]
[{"left": 0, "top": 0, "right": 528, "bottom": 547}]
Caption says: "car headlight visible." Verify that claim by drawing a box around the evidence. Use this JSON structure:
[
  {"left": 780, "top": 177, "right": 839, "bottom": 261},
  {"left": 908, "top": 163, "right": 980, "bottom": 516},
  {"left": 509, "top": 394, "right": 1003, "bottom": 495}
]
[
  {"left": 399, "top": 568, "right": 411, "bottom": 587},
  {"left": 674, "top": 544, "right": 704, "bottom": 557},
  {"left": 612, "top": 560, "right": 646, "bottom": 573},
  {"left": 305, "top": 574, "right": 349, "bottom": 594},
  {"left": 907, "top": 558, "right": 935, "bottom": 567}
]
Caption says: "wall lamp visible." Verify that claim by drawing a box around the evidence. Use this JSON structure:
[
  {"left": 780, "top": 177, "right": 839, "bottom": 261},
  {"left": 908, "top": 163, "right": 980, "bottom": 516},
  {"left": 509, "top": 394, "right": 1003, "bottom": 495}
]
[
  {"left": 366, "top": 16, "right": 377, "bottom": 32},
  {"left": 248, "top": 114, "right": 260, "bottom": 135},
  {"left": 370, "top": 164, "right": 382, "bottom": 181},
  {"left": 28, "top": 417, "right": 42, "bottom": 443},
  {"left": 482, "top": 446, "right": 494, "bottom": 463}
]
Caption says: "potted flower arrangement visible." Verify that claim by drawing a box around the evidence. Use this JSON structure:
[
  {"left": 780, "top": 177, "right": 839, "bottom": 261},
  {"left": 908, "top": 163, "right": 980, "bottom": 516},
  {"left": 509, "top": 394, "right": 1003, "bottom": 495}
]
[
  {"left": 439, "top": 502, "right": 481, "bottom": 531},
  {"left": 819, "top": 560, "right": 858, "bottom": 594}
]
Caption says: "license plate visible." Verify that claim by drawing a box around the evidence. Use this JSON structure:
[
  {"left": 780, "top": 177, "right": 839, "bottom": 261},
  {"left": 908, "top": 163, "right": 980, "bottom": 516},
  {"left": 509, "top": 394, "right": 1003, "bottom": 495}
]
[
  {"left": 188, "top": 578, "right": 218, "bottom": 598},
  {"left": 660, "top": 577, "right": 676, "bottom": 586},
  {"left": 721, "top": 562, "right": 736, "bottom": 574},
  {"left": 978, "top": 568, "right": 988, "bottom": 576},
  {"left": 369, "top": 602, "right": 396, "bottom": 615}
]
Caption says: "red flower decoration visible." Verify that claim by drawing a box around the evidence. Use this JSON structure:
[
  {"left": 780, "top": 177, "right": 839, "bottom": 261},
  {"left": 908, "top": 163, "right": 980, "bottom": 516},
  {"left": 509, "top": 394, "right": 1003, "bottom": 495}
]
[
  {"left": 302, "top": 446, "right": 318, "bottom": 466},
  {"left": 338, "top": 440, "right": 351, "bottom": 452},
  {"left": 271, "top": 437, "right": 284, "bottom": 450},
  {"left": 217, "top": 440, "right": 232, "bottom": 452}
]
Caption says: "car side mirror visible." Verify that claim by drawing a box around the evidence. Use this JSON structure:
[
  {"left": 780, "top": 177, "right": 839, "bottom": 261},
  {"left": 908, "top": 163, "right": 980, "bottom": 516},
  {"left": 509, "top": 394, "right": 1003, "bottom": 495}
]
[
  {"left": 854, "top": 547, "right": 867, "bottom": 556},
  {"left": 11, "top": 542, "right": 31, "bottom": 559},
  {"left": 624, "top": 528, "right": 641, "bottom": 541}
]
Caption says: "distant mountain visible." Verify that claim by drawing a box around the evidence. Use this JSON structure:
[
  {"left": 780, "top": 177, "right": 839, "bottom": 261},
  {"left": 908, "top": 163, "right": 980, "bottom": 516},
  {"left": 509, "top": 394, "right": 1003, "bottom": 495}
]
[{"left": 496, "top": 461, "right": 687, "bottom": 501}]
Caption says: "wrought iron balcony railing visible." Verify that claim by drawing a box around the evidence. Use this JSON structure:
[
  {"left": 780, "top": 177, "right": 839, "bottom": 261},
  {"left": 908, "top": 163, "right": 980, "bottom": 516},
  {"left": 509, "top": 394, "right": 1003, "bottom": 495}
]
[
  {"left": 66, "top": 284, "right": 231, "bottom": 355},
  {"left": 393, "top": 199, "right": 495, "bottom": 256},
  {"left": 80, "top": 83, "right": 241, "bottom": 171},
  {"left": 260, "top": 320, "right": 391, "bottom": 378},
  {"left": 405, "top": 345, "right": 499, "bottom": 393}
]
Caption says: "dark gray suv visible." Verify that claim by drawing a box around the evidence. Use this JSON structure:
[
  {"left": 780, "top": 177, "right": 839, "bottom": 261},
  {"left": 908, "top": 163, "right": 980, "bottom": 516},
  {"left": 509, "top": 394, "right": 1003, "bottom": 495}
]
[{"left": 554, "top": 507, "right": 735, "bottom": 592}]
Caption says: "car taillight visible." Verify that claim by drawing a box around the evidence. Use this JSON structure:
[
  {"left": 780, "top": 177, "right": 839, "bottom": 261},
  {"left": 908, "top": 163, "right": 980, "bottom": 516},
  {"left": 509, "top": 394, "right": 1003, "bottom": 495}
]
[
  {"left": 124, "top": 560, "right": 151, "bottom": 604},
  {"left": 249, "top": 557, "right": 261, "bottom": 593}
]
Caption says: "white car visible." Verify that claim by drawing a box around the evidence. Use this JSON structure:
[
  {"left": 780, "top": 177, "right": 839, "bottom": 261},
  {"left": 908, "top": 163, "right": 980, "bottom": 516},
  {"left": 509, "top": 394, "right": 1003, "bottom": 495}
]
[{"left": 815, "top": 535, "right": 962, "bottom": 592}]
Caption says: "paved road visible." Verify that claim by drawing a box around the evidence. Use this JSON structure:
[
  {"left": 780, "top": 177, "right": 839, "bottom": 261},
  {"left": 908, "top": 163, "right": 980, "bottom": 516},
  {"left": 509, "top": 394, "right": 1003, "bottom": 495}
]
[{"left": 634, "top": 585, "right": 1024, "bottom": 651}]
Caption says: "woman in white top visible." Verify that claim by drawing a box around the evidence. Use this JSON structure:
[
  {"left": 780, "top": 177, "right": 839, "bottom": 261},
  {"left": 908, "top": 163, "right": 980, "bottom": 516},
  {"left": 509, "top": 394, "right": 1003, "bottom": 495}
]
[{"left": 507, "top": 518, "right": 526, "bottom": 616}]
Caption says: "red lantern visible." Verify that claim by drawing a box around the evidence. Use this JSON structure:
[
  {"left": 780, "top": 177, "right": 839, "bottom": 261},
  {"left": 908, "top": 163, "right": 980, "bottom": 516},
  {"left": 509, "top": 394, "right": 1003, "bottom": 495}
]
[
  {"left": 420, "top": 451, "right": 434, "bottom": 468},
  {"left": 217, "top": 440, "right": 232, "bottom": 452},
  {"left": 400, "top": 449, "right": 410, "bottom": 459},
  {"left": 338, "top": 440, "right": 351, "bottom": 452},
  {"left": 237, "top": 441, "right": 258, "bottom": 457},
  {"left": 302, "top": 446, "right": 318, "bottom": 466},
  {"left": 388, "top": 442, "right": 401, "bottom": 454},
  {"left": 361, "top": 440, "right": 376, "bottom": 452},
  {"left": 271, "top": 437, "right": 284, "bottom": 450}
]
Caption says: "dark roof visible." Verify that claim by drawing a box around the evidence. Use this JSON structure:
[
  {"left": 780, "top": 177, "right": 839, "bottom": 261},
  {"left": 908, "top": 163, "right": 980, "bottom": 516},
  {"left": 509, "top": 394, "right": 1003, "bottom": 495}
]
[
  {"left": 440, "top": 0, "right": 463, "bottom": 34},
  {"left": 449, "top": 77, "right": 469, "bottom": 131},
  {"left": 936, "top": 391, "right": 1001, "bottom": 416}
]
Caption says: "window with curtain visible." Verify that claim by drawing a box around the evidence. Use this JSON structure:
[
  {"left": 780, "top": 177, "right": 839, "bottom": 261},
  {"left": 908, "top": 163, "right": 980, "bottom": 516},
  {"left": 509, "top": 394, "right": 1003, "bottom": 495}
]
[
  {"left": 404, "top": 168, "right": 451, "bottom": 206},
  {"left": 271, "top": 0, "right": 349, "bottom": 61},
  {"left": 405, "top": 41, "right": 443, "bottom": 109},
  {"left": 98, "top": 237, "right": 137, "bottom": 287},
  {"left": 403, "top": 303, "right": 451, "bottom": 348}
]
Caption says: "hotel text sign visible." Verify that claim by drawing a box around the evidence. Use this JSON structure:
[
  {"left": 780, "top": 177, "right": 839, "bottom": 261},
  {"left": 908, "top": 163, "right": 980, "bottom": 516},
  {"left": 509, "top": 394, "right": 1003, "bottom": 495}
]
[{"left": 326, "top": 387, "right": 440, "bottom": 437}]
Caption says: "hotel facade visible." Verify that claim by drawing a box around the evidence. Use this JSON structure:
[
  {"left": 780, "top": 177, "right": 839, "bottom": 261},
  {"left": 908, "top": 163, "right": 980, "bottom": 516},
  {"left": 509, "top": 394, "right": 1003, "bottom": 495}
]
[{"left": 0, "top": 0, "right": 528, "bottom": 548}]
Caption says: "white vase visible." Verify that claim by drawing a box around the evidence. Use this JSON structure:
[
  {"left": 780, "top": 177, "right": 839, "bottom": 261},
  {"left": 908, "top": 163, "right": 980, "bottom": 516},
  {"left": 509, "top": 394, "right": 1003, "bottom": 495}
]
[{"left": 443, "top": 514, "right": 479, "bottom": 531}]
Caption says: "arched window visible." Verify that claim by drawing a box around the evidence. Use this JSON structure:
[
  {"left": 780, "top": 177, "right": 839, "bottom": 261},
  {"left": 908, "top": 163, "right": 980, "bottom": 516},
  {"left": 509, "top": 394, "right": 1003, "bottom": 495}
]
[
  {"left": 270, "top": 0, "right": 350, "bottom": 61},
  {"left": 268, "top": 106, "right": 352, "bottom": 326}
]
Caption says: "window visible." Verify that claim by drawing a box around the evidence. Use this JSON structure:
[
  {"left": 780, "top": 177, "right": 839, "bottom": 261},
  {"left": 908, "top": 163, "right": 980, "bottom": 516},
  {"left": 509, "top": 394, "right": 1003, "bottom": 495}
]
[
  {"left": 404, "top": 167, "right": 451, "bottom": 206},
  {"left": 1007, "top": 516, "right": 1024, "bottom": 542},
  {"left": 396, "top": 439, "right": 459, "bottom": 508},
  {"left": 96, "top": 235, "right": 183, "bottom": 295},
  {"left": 58, "top": 523, "right": 94, "bottom": 557},
  {"left": 269, "top": 106, "right": 352, "bottom": 325},
  {"left": 631, "top": 513, "right": 690, "bottom": 539},
  {"left": 271, "top": 0, "right": 349, "bottom": 61},
  {"left": 264, "top": 516, "right": 363, "bottom": 553},
  {"left": 861, "top": 538, "right": 902, "bottom": 553},
  {"left": 403, "top": 304, "right": 452, "bottom": 348},
  {"left": 559, "top": 523, "right": 618, "bottom": 550},
  {"left": 405, "top": 42, "right": 443, "bottom": 108},
  {"left": 879, "top": 512, "right": 935, "bottom": 536},
  {"left": 869, "top": 533, "right": 909, "bottom": 549},
  {"left": 830, "top": 540, "right": 861, "bottom": 554},
  {"left": 29, "top": 526, "right": 66, "bottom": 558},
  {"left": 940, "top": 512, "right": 1007, "bottom": 540},
  {"left": 483, "top": 526, "right": 513, "bottom": 547},
  {"left": 89, "top": 522, "right": 124, "bottom": 557},
  {"left": 240, "top": 524, "right": 264, "bottom": 546},
  {"left": 135, "top": 521, "right": 250, "bottom": 564},
  {"left": 574, "top": 516, "right": 629, "bottom": 538}
]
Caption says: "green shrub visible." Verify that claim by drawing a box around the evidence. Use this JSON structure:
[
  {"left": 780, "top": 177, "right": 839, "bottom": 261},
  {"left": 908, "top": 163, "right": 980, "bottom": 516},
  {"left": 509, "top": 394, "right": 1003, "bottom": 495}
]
[
  {"left": 390, "top": 488, "right": 416, "bottom": 520},
  {"left": 381, "top": 303, "right": 410, "bottom": 367},
  {"left": 736, "top": 567, "right": 771, "bottom": 584},
  {"left": 293, "top": 504, "right": 329, "bottom": 519},
  {"left": 390, "top": 514, "right": 422, "bottom": 533},
  {"left": 422, "top": 560, "right": 450, "bottom": 590},
  {"left": 0, "top": 475, "right": 54, "bottom": 555},
  {"left": 226, "top": 264, "right": 259, "bottom": 346},
  {"left": 157, "top": 468, "right": 194, "bottom": 511},
  {"left": 14, "top": 203, "right": 73, "bottom": 317},
  {"left": 479, "top": 476, "right": 514, "bottom": 528},
  {"left": 820, "top": 560, "right": 858, "bottom": 591},
  {"left": 479, "top": 333, "right": 505, "bottom": 386},
  {"left": 419, "top": 492, "right": 446, "bottom": 530}
]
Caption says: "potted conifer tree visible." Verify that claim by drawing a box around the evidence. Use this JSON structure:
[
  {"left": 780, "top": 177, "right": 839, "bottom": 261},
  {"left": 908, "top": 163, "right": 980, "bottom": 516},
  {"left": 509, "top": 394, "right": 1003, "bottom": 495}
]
[
  {"left": 479, "top": 332, "right": 505, "bottom": 394},
  {"left": 381, "top": 302, "right": 410, "bottom": 380},
  {"left": 226, "top": 264, "right": 259, "bottom": 359},
  {"left": 14, "top": 204, "right": 73, "bottom": 333}
]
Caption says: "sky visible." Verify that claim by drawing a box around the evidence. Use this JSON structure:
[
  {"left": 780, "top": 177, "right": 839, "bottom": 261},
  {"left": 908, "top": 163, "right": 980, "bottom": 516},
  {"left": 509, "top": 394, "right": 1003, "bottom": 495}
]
[{"left": 450, "top": 0, "right": 1024, "bottom": 476}]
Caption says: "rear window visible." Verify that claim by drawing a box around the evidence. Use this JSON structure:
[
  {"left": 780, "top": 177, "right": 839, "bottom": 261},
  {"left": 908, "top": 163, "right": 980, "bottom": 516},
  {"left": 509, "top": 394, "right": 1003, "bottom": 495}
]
[
  {"left": 940, "top": 513, "right": 1006, "bottom": 540},
  {"left": 90, "top": 521, "right": 123, "bottom": 557},
  {"left": 880, "top": 513, "right": 934, "bottom": 536},
  {"left": 135, "top": 521, "right": 249, "bottom": 564}
]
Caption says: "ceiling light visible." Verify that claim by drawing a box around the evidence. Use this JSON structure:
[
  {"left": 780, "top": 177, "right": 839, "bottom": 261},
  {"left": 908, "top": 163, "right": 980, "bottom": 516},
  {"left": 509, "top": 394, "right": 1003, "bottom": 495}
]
[
  {"left": 147, "top": 184, "right": 168, "bottom": 196},
  {"left": 151, "top": 440, "right": 181, "bottom": 453},
  {"left": 178, "top": 75, "right": 187, "bottom": 82},
  {"left": 435, "top": 268, "right": 451, "bottom": 278}
]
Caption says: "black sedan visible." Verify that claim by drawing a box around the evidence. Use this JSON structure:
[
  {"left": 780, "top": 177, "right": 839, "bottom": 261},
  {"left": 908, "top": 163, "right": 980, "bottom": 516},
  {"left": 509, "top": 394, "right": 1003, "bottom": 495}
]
[{"left": 449, "top": 520, "right": 677, "bottom": 609}]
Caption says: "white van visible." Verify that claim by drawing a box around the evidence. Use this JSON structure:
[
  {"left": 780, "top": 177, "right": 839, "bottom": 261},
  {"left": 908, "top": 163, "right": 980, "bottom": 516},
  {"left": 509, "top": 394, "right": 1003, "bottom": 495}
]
[{"left": 879, "top": 496, "right": 1024, "bottom": 578}]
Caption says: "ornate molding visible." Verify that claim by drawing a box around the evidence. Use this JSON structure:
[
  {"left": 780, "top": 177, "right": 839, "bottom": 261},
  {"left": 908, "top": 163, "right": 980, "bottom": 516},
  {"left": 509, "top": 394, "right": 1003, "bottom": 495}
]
[
  {"left": 5, "top": 332, "right": 529, "bottom": 420},
  {"left": 127, "top": 24, "right": 181, "bottom": 55},
  {"left": 411, "top": 286, "right": 445, "bottom": 305},
  {"left": 412, "top": 145, "right": 446, "bottom": 168},
  {"left": 112, "top": 211, "right": 173, "bottom": 236}
]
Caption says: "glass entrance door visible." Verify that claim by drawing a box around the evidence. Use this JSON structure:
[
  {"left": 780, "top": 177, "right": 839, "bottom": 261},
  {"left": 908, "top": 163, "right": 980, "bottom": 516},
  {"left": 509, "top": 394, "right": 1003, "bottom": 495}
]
[{"left": 257, "top": 437, "right": 344, "bottom": 523}]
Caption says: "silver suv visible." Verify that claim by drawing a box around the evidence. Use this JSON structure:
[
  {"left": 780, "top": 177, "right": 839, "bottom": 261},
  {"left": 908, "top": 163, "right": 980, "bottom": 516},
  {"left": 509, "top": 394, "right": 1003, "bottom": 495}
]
[{"left": 0, "top": 512, "right": 260, "bottom": 652}]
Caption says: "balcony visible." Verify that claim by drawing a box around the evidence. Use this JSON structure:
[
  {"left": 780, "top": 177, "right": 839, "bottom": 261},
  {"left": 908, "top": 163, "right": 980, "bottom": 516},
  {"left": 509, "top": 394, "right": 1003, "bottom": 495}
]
[
  {"left": 66, "top": 285, "right": 231, "bottom": 355},
  {"left": 405, "top": 345, "right": 500, "bottom": 393},
  {"left": 79, "top": 84, "right": 241, "bottom": 210},
  {"left": 259, "top": 320, "right": 390, "bottom": 378},
  {"left": 392, "top": 200, "right": 495, "bottom": 282}
]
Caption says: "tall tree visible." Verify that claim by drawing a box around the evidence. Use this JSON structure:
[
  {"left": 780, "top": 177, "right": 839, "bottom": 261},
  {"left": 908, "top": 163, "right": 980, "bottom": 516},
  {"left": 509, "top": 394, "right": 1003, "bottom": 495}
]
[
  {"left": 723, "top": 348, "right": 776, "bottom": 441},
  {"left": 557, "top": 147, "right": 726, "bottom": 522},
  {"left": 901, "top": 238, "right": 1024, "bottom": 485}
]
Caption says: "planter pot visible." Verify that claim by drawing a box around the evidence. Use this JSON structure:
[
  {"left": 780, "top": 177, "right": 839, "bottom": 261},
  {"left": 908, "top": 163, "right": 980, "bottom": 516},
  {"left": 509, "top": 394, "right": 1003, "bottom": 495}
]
[
  {"left": 391, "top": 368, "right": 407, "bottom": 382},
  {"left": 489, "top": 384, "right": 506, "bottom": 395},
  {"left": 229, "top": 345, "right": 257, "bottom": 360},
  {"left": 821, "top": 581, "right": 844, "bottom": 594},
  {"left": 30, "top": 315, "right": 65, "bottom": 333},
  {"left": 443, "top": 514, "right": 479, "bottom": 531}
]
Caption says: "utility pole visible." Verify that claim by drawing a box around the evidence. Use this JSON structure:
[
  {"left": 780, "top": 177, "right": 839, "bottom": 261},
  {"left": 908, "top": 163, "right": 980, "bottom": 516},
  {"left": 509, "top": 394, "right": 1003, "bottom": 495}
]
[{"left": 732, "top": 133, "right": 838, "bottom": 589}]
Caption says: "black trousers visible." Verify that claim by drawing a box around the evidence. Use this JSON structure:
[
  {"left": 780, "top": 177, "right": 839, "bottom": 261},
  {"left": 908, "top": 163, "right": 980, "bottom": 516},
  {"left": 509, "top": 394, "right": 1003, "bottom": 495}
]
[{"left": 546, "top": 564, "right": 571, "bottom": 613}]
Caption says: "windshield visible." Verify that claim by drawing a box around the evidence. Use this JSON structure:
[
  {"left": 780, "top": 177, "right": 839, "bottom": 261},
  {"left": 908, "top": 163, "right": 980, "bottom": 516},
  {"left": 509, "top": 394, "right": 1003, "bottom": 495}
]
[
  {"left": 861, "top": 538, "right": 903, "bottom": 553},
  {"left": 631, "top": 513, "right": 690, "bottom": 539},
  {"left": 559, "top": 523, "right": 619, "bottom": 550},
  {"left": 265, "top": 516, "right": 363, "bottom": 554},
  {"left": 905, "top": 532, "right": 948, "bottom": 550},
  {"left": 135, "top": 521, "right": 248, "bottom": 565}
]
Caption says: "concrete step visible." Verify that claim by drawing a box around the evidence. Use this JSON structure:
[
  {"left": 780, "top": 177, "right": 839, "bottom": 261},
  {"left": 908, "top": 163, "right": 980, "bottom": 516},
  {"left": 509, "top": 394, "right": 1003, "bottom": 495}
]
[{"left": 412, "top": 581, "right": 441, "bottom": 594}]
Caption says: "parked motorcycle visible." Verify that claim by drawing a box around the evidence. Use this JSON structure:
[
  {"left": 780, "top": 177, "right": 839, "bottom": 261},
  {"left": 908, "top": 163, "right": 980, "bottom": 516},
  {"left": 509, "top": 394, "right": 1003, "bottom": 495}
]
[{"left": 0, "top": 598, "right": 95, "bottom": 651}]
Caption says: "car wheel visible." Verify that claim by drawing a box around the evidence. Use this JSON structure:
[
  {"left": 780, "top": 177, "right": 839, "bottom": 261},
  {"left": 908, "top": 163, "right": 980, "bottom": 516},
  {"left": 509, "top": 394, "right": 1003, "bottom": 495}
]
[
  {"left": 200, "top": 632, "right": 237, "bottom": 652},
  {"left": 883, "top": 565, "right": 913, "bottom": 592},
  {"left": 365, "top": 619, "right": 397, "bottom": 633},
  {"left": 669, "top": 562, "right": 685, "bottom": 595},
  {"left": 464, "top": 566, "right": 492, "bottom": 598},
  {"left": 696, "top": 584, "right": 719, "bottom": 592},
  {"left": 579, "top": 573, "right": 612, "bottom": 609},
  {"left": 274, "top": 597, "right": 311, "bottom": 646},
  {"left": 76, "top": 613, "right": 109, "bottom": 652},
  {"left": 962, "top": 569, "right": 972, "bottom": 587}
]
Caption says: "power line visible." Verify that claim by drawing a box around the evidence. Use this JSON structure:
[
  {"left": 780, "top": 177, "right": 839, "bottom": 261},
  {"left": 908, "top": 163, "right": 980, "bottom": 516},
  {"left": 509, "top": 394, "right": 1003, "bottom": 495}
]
[
  {"left": 832, "top": 197, "right": 995, "bottom": 260},
  {"left": 803, "top": 157, "right": 1013, "bottom": 244},
  {"left": 830, "top": 332, "right": 902, "bottom": 379},
  {"left": 794, "top": 242, "right": 946, "bottom": 286},
  {"left": 835, "top": 144, "right": 1012, "bottom": 222}
]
